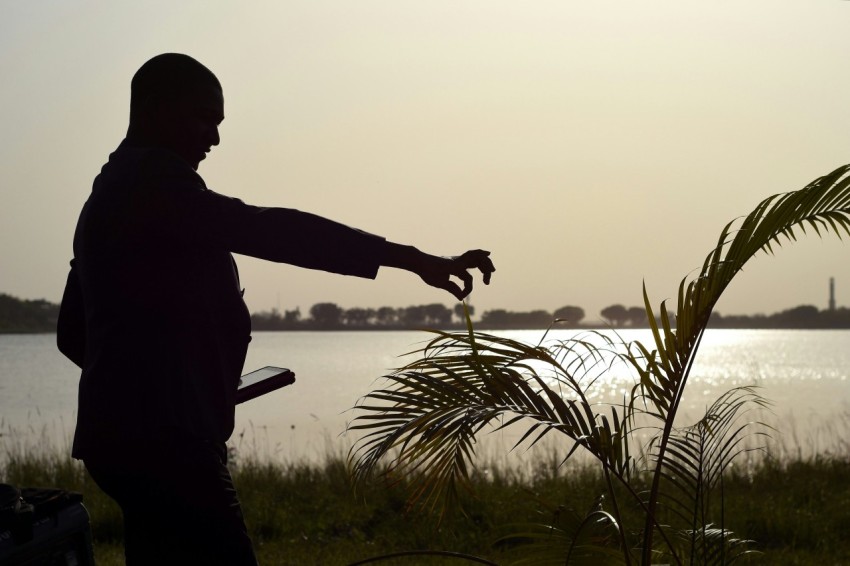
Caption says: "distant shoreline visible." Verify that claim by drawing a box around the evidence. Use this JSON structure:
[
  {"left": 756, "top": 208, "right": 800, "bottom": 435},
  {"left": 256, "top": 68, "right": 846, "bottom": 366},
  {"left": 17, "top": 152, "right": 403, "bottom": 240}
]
[
  {"left": 7, "top": 323, "right": 850, "bottom": 335},
  {"left": 4, "top": 292, "right": 850, "bottom": 334}
]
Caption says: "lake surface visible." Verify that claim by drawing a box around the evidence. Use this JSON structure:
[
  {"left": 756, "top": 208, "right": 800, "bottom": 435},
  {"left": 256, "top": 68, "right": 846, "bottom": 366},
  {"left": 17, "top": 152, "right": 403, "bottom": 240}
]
[{"left": 1, "top": 329, "right": 848, "bottom": 464}]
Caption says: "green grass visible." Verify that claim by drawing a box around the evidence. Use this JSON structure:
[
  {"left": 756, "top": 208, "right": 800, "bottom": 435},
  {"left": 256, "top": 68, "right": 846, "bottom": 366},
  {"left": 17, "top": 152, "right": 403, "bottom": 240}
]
[{"left": 2, "top": 441, "right": 849, "bottom": 565}]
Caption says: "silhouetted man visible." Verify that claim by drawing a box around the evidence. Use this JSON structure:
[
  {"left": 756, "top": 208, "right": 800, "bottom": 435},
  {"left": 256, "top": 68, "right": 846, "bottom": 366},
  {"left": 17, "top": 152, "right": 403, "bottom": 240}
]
[{"left": 57, "top": 53, "right": 494, "bottom": 565}]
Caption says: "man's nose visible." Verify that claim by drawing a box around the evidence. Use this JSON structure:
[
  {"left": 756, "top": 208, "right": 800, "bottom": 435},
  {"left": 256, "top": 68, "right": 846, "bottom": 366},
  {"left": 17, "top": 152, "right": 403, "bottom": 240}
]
[{"left": 210, "top": 126, "right": 220, "bottom": 147}]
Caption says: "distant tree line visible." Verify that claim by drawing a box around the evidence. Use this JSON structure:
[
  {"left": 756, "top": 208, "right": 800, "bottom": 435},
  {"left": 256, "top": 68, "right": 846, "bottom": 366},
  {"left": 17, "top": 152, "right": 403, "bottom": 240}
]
[
  {"left": 4, "top": 292, "right": 850, "bottom": 333},
  {"left": 252, "top": 303, "right": 591, "bottom": 330},
  {"left": 708, "top": 304, "right": 850, "bottom": 329},
  {"left": 251, "top": 302, "right": 473, "bottom": 330},
  {"left": 0, "top": 293, "right": 60, "bottom": 333},
  {"left": 251, "top": 302, "right": 850, "bottom": 330}
]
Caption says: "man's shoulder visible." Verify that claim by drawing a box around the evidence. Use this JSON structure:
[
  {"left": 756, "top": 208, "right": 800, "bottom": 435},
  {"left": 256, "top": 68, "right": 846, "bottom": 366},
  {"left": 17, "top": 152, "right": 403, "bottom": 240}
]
[{"left": 105, "top": 141, "right": 205, "bottom": 188}]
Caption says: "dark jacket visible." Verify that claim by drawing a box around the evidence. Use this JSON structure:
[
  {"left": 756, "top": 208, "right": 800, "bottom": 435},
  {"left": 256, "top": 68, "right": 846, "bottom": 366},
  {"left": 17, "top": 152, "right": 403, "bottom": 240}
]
[{"left": 60, "top": 140, "right": 386, "bottom": 459}]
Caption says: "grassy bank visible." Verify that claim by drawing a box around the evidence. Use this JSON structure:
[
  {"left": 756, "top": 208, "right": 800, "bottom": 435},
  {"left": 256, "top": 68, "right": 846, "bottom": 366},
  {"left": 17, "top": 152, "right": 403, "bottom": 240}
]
[{"left": 2, "top": 442, "right": 849, "bottom": 566}]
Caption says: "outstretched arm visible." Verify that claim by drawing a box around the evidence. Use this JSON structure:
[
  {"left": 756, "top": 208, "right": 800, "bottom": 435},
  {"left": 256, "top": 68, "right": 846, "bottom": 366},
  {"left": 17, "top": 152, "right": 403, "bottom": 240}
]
[{"left": 381, "top": 242, "right": 495, "bottom": 301}]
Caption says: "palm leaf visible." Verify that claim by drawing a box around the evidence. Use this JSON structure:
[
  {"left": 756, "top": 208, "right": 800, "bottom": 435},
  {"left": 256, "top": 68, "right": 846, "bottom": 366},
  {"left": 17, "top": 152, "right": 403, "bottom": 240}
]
[
  {"left": 498, "top": 498, "right": 628, "bottom": 566},
  {"left": 348, "top": 326, "right": 637, "bottom": 516},
  {"left": 647, "top": 387, "right": 769, "bottom": 561},
  {"left": 672, "top": 526, "right": 757, "bottom": 566},
  {"left": 348, "top": 163, "right": 850, "bottom": 564},
  {"left": 634, "top": 164, "right": 850, "bottom": 562}
]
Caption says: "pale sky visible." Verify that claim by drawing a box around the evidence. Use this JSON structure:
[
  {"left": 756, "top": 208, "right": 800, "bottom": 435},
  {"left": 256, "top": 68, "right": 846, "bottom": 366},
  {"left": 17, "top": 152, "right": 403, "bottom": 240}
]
[{"left": 3, "top": 0, "right": 850, "bottom": 323}]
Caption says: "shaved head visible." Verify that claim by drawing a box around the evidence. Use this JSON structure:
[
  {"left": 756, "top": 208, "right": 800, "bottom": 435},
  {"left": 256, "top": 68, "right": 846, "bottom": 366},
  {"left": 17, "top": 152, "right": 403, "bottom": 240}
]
[
  {"left": 126, "top": 53, "right": 224, "bottom": 170},
  {"left": 129, "top": 53, "right": 221, "bottom": 126}
]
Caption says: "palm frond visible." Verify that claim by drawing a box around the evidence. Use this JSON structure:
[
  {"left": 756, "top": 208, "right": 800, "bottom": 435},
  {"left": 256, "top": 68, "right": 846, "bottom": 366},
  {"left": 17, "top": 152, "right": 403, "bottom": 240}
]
[
  {"left": 637, "top": 165, "right": 850, "bottom": 420},
  {"left": 650, "top": 388, "right": 769, "bottom": 531},
  {"left": 634, "top": 165, "right": 850, "bottom": 562},
  {"left": 673, "top": 526, "right": 757, "bottom": 566},
  {"left": 348, "top": 163, "right": 850, "bottom": 564},
  {"left": 498, "top": 501, "right": 628, "bottom": 566},
  {"left": 348, "top": 327, "right": 637, "bottom": 515}
]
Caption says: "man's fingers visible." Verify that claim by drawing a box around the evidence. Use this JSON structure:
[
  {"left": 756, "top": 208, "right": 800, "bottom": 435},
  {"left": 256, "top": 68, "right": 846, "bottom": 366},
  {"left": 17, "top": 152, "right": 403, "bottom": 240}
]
[
  {"left": 427, "top": 250, "right": 493, "bottom": 300},
  {"left": 456, "top": 249, "right": 495, "bottom": 285},
  {"left": 454, "top": 265, "right": 473, "bottom": 285},
  {"left": 458, "top": 249, "right": 490, "bottom": 265},
  {"left": 479, "top": 256, "right": 495, "bottom": 285},
  {"left": 443, "top": 267, "right": 472, "bottom": 300},
  {"left": 441, "top": 280, "right": 467, "bottom": 301},
  {"left": 455, "top": 269, "right": 473, "bottom": 299}
]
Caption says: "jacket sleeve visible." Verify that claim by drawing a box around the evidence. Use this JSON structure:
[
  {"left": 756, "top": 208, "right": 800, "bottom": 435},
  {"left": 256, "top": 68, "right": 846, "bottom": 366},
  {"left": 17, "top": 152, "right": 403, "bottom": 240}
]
[
  {"left": 143, "top": 152, "right": 386, "bottom": 279},
  {"left": 152, "top": 163, "right": 388, "bottom": 279},
  {"left": 211, "top": 201, "right": 388, "bottom": 279},
  {"left": 57, "top": 259, "right": 86, "bottom": 368}
]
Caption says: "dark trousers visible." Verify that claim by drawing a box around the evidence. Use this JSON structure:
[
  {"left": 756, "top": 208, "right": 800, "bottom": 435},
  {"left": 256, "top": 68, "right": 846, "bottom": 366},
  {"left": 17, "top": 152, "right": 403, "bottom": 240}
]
[{"left": 85, "top": 438, "right": 258, "bottom": 566}]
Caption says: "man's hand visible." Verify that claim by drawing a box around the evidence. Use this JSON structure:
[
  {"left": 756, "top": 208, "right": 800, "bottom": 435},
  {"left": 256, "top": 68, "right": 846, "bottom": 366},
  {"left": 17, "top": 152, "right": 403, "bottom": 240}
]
[
  {"left": 382, "top": 243, "right": 495, "bottom": 300},
  {"left": 416, "top": 249, "right": 495, "bottom": 301}
]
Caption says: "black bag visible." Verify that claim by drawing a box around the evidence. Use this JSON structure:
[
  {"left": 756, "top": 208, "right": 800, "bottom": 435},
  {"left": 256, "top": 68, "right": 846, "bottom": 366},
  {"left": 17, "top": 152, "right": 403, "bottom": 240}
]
[
  {"left": 0, "top": 484, "right": 35, "bottom": 545},
  {"left": 0, "top": 484, "right": 94, "bottom": 565}
]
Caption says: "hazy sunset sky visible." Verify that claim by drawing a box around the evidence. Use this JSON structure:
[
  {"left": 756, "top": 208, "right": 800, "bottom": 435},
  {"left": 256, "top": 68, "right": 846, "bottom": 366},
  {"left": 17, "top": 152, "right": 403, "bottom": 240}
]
[{"left": 3, "top": 1, "right": 850, "bottom": 322}]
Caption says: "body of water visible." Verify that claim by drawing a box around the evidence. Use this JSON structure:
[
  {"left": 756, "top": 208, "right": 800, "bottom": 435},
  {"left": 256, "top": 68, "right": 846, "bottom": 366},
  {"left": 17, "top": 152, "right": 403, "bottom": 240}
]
[{"left": 1, "top": 329, "right": 848, "bottom": 463}]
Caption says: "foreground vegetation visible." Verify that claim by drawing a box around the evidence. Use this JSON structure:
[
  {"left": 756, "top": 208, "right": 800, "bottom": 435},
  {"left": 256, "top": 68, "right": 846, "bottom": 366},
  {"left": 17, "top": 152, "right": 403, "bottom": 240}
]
[
  {"left": 343, "top": 164, "right": 850, "bottom": 564},
  {"left": 1, "top": 444, "right": 849, "bottom": 565}
]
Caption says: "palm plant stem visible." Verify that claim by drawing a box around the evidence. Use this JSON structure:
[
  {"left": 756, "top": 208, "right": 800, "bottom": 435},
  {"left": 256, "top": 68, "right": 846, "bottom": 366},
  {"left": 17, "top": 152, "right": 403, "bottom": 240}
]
[
  {"left": 641, "top": 324, "right": 709, "bottom": 565},
  {"left": 690, "top": 428, "right": 706, "bottom": 566},
  {"left": 719, "top": 472, "right": 727, "bottom": 566},
  {"left": 603, "top": 463, "right": 632, "bottom": 566},
  {"left": 598, "top": 453, "right": 681, "bottom": 561}
]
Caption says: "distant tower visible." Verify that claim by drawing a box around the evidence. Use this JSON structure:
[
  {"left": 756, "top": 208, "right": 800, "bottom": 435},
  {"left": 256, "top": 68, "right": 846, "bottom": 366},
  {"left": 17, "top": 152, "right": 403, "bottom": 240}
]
[{"left": 829, "top": 277, "right": 836, "bottom": 311}]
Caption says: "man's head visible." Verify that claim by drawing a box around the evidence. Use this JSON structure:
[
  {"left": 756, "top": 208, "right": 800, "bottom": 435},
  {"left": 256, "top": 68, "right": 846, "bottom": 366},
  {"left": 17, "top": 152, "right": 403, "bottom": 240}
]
[{"left": 128, "top": 53, "right": 224, "bottom": 170}]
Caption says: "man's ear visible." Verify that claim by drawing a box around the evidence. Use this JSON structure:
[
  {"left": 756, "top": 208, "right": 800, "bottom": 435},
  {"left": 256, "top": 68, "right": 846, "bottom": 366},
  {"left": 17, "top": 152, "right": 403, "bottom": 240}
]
[
  {"left": 138, "top": 92, "right": 181, "bottom": 135},
  {"left": 141, "top": 93, "right": 167, "bottom": 120}
]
